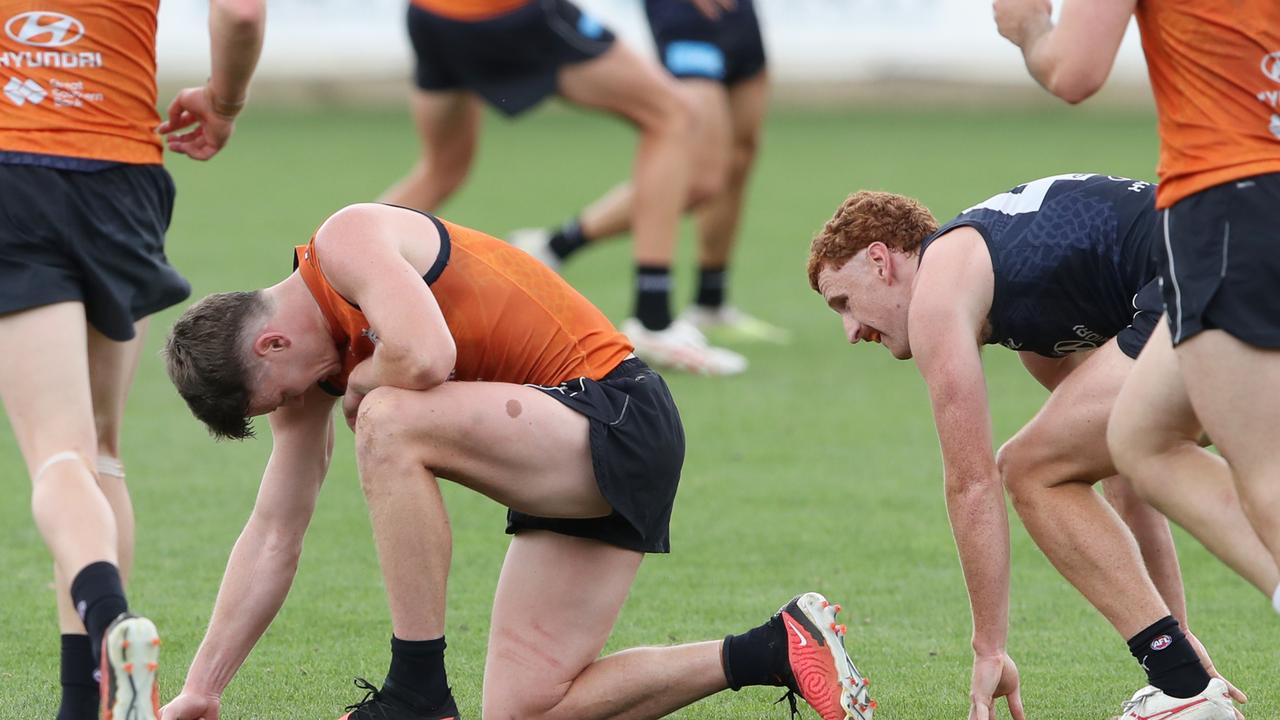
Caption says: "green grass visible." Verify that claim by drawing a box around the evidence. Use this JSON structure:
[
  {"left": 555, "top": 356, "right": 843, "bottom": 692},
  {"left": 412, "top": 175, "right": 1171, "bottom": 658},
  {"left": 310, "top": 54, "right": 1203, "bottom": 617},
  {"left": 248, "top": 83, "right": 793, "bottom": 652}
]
[{"left": 2, "top": 104, "right": 1275, "bottom": 719}]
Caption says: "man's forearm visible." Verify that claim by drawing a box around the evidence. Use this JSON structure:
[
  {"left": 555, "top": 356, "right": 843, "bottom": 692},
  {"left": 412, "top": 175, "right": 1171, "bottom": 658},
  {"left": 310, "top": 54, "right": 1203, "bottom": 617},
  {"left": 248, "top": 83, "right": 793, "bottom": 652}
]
[
  {"left": 207, "top": 0, "right": 265, "bottom": 110},
  {"left": 182, "top": 518, "right": 302, "bottom": 696},
  {"left": 945, "top": 473, "right": 1013, "bottom": 654}
]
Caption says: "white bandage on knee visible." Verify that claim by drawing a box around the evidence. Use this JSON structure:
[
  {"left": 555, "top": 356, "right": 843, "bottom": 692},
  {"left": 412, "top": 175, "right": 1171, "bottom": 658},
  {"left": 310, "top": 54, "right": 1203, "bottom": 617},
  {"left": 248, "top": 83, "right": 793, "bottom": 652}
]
[
  {"left": 32, "top": 451, "right": 90, "bottom": 484},
  {"left": 96, "top": 455, "right": 125, "bottom": 479},
  {"left": 1272, "top": 582, "right": 1280, "bottom": 615}
]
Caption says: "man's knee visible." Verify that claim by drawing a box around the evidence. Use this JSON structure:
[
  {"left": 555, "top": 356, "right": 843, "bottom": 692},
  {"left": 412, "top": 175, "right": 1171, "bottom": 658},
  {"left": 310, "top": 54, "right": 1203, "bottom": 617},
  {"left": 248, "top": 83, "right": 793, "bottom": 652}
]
[
  {"left": 482, "top": 681, "right": 566, "bottom": 720},
  {"left": 728, "top": 131, "right": 760, "bottom": 184},
  {"left": 354, "top": 388, "right": 423, "bottom": 483},
  {"left": 996, "top": 433, "right": 1065, "bottom": 507}
]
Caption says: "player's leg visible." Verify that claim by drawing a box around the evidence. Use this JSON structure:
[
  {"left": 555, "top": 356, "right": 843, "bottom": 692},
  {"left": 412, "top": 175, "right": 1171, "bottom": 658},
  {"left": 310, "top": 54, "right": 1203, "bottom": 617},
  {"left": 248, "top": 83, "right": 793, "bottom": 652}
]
[
  {"left": 528, "top": 79, "right": 728, "bottom": 266},
  {"left": 481, "top": 530, "right": 722, "bottom": 719},
  {"left": 380, "top": 90, "right": 483, "bottom": 211},
  {"left": 343, "top": 381, "right": 604, "bottom": 716},
  {"left": 482, "top": 531, "right": 871, "bottom": 720},
  {"left": 1109, "top": 321, "right": 1280, "bottom": 597},
  {"left": 47, "top": 319, "right": 151, "bottom": 718},
  {"left": 681, "top": 70, "right": 786, "bottom": 344},
  {"left": 1175, "top": 332, "right": 1280, "bottom": 591},
  {"left": 556, "top": 47, "right": 745, "bottom": 374},
  {"left": 997, "top": 340, "right": 1216, "bottom": 701},
  {"left": 0, "top": 302, "right": 128, "bottom": 720}
]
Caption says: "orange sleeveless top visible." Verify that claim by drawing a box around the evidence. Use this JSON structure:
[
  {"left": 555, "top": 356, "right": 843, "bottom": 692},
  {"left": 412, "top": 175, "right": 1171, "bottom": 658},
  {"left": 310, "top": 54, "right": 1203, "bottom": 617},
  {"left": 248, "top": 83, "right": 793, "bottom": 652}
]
[
  {"left": 294, "top": 213, "right": 633, "bottom": 394},
  {"left": 0, "top": 0, "right": 162, "bottom": 164},
  {"left": 1135, "top": 0, "right": 1280, "bottom": 208},
  {"left": 409, "top": 0, "right": 529, "bottom": 22}
]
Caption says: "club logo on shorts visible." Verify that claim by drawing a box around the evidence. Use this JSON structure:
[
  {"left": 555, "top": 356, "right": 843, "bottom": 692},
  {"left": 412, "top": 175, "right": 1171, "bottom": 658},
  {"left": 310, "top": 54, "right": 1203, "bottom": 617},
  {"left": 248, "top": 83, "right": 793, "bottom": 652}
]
[
  {"left": 1263, "top": 52, "right": 1280, "bottom": 84},
  {"left": 1150, "top": 635, "right": 1172, "bottom": 651},
  {"left": 5, "top": 11, "right": 84, "bottom": 48}
]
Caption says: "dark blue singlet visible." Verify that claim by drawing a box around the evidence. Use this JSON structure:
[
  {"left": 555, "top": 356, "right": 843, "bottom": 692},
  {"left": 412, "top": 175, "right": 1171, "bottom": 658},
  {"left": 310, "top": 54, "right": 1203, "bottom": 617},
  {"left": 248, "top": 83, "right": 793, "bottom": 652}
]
[{"left": 920, "top": 174, "right": 1160, "bottom": 358}]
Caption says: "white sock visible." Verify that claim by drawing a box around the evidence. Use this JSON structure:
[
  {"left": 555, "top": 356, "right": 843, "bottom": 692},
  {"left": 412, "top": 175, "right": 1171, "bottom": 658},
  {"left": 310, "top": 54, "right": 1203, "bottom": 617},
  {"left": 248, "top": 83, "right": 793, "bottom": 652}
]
[{"left": 1272, "top": 582, "right": 1280, "bottom": 615}]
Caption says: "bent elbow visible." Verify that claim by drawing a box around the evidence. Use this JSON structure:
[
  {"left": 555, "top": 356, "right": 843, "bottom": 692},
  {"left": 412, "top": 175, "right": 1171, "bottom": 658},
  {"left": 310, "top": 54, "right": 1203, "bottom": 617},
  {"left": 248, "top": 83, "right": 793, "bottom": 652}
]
[{"left": 1046, "top": 68, "right": 1106, "bottom": 105}]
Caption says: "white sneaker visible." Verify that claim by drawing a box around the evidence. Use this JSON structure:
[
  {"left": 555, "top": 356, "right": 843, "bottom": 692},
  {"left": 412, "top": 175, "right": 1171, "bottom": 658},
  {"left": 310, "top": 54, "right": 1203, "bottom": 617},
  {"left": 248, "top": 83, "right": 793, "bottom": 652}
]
[
  {"left": 680, "top": 304, "right": 792, "bottom": 345},
  {"left": 621, "top": 318, "right": 748, "bottom": 376},
  {"left": 1118, "top": 679, "right": 1235, "bottom": 720},
  {"left": 508, "top": 227, "right": 561, "bottom": 272}
]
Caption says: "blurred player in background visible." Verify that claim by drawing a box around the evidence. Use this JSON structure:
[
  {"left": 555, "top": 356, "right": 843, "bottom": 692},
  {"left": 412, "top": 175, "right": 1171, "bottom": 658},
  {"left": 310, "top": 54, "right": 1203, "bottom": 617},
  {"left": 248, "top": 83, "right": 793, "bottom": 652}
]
[
  {"left": 158, "top": 203, "right": 872, "bottom": 720},
  {"left": 380, "top": 0, "right": 745, "bottom": 375},
  {"left": 514, "top": 0, "right": 788, "bottom": 348},
  {"left": 807, "top": 174, "right": 1247, "bottom": 720},
  {"left": 0, "top": 1, "right": 264, "bottom": 718},
  {"left": 995, "top": 0, "right": 1280, "bottom": 654}
]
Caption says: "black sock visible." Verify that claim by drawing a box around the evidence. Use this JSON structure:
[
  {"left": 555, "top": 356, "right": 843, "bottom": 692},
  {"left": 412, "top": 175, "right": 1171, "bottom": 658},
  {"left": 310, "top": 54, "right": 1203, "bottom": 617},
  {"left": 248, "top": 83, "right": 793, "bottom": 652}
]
[
  {"left": 383, "top": 635, "right": 451, "bottom": 711},
  {"left": 69, "top": 561, "right": 128, "bottom": 664},
  {"left": 635, "top": 265, "right": 672, "bottom": 331},
  {"left": 696, "top": 265, "right": 728, "bottom": 309},
  {"left": 1127, "top": 616, "right": 1210, "bottom": 698},
  {"left": 721, "top": 616, "right": 789, "bottom": 690},
  {"left": 57, "top": 634, "right": 99, "bottom": 720},
  {"left": 548, "top": 218, "right": 589, "bottom": 261}
]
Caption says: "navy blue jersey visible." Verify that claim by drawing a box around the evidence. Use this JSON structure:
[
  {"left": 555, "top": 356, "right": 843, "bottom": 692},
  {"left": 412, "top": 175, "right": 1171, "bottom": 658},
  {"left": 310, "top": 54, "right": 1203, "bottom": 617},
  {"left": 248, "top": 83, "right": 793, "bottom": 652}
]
[{"left": 920, "top": 174, "right": 1159, "bottom": 357}]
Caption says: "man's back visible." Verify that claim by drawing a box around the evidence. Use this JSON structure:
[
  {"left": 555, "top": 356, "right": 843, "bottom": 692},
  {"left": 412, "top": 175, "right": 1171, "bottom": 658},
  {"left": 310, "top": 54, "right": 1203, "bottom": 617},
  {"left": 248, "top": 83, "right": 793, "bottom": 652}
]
[
  {"left": 1136, "top": 0, "right": 1280, "bottom": 207},
  {"left": 922, "top": 174, "right": 1158, "bottom": 357},
  {"left": 0, "top": 0, "right": 163, "bottom": 165}
]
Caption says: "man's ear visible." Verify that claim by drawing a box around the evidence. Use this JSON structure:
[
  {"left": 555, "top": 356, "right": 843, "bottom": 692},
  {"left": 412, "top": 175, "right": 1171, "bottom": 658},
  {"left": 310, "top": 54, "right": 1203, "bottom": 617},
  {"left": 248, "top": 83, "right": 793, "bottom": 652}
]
[
  {"left": 252, "top": 331, "right": 290, "bottom": 357},
  {"left": 866, "top": 242, "right": 893, "bottom": 282}
]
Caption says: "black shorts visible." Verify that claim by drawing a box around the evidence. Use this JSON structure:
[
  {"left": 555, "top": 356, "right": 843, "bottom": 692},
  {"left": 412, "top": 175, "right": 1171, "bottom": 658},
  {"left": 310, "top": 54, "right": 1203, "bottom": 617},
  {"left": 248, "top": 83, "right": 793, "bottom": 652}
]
[
  {"left": 644, "top": 0, "right": 766, "bottom": 85},
  {"left": 1116, "top": 278, "right": 1163, "bottom": 359},
  {"left": 407, "top": 0, "right": 615, "bottom": 117},
  {"left": 0, "top": 162, "right": 187, "bottom": 342},
  {"left": 1158, "top": 172, "right": 1280, "bottom": 348},
  {"left": 509, "top": 358, "right": 685, "bottom": 554}
]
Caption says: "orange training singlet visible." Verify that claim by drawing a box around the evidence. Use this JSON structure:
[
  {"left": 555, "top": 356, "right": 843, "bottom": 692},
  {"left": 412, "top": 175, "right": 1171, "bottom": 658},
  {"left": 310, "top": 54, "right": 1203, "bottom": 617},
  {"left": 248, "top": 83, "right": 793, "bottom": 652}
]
[
  {"left": 408, "top": 0, "right": 530, "bottom": 22},
  {"left": 0, "top": 0, "right": 162, "bottom": 164},
  {"left": 1135, "top": 0, "right": 1280, "bottom": 208},
  {"left": 294, "top": 213, "right": 634, "bottom": 394}
]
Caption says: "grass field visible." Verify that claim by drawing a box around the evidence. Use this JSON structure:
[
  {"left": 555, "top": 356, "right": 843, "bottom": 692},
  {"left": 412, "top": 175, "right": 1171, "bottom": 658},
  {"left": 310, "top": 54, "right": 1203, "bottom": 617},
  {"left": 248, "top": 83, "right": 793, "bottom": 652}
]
[{"left": 2, "top": 104, "right": 1276, "bottom": 719}]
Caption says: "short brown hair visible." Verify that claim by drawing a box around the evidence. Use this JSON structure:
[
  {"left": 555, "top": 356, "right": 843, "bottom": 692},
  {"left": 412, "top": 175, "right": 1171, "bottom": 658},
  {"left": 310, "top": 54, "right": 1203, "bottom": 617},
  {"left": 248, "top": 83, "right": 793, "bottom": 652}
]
[
  {"left": 807, "top": 191, "right": 939, "bottom": 291},
  {"left": 163, "top": 291, "right": 268, "bottom": 440}
]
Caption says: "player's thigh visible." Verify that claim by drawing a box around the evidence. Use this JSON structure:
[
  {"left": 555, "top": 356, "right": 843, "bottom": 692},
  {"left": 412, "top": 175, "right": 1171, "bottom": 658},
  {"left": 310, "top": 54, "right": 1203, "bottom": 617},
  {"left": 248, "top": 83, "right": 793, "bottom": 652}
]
[
  {"left": 355, "top": 382, "right": 605, "bottom": 518},
  {"left": 483, "top": 530, "right": 643, "bottom": 716},
  {"left": 1176, "top": 329, "right": 1280, "bottom": 476},
  {"left": 558, "top": 42, "right": 686, "bottom": 129},
  {"left": 1003, "top": 341, "right": 1133, "bottom": 485},
  {"left": 408, "top": 89, "right": 482, "bottom": 164},
  {"left": 1109, "top": 320, "right": 1202, "bottom": 463},
  {"left": 0, "top": 302, "right": 97, "bottom": 475},
  {"left": 87, "top": 319, "right": 148, "bottom": 454}
]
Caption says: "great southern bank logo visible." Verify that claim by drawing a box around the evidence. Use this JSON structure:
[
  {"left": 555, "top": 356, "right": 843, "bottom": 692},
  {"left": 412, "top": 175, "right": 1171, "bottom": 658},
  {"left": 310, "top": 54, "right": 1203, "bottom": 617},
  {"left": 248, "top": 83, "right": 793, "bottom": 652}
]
[
  {"left": 5, "top": 11, "right": 84, "bottom": 48},
  {"left": 1263, "top": 51, "right": 1280, "bottom": 84}
]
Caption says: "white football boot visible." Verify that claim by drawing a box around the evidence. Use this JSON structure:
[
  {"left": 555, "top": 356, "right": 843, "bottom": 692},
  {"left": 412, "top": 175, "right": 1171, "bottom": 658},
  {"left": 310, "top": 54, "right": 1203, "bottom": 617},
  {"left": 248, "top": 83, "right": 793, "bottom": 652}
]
[
  {"left": 1117, "top": 678, "right": 1235, "bottom": 720},
  {"left": 680, "top": 304, "right": 792, "bottom": 345},
  {"left": 508, "top": 227, "right": 561, "bottom": 272},
  {"left": 102, "top": 613, "right": 162, "bottom": 720},
  {"left": 621, "top": 318, "right": 747, "bottom": 376}
]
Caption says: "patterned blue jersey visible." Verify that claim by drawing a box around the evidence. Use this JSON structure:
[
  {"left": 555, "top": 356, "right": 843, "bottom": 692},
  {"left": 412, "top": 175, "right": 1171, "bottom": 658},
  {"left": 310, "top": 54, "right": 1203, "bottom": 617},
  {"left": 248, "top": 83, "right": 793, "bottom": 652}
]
[{"left": 920, "top": 174, "right": 1159, "bottom": 357}]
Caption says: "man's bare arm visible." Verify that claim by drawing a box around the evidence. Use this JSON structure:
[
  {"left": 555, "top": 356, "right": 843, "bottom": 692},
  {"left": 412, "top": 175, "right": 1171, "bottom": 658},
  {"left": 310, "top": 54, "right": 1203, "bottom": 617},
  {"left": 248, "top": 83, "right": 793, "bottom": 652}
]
[
  {"left": 909, "top": 232, "right": 1010, "bottom": 654},
  {"left": 993, "top": 0, "right": 1136, "bottom": 103},
  {"left": 317, "top": 204, "right": 457, "bottom": 395},
  {"left": 170, "top": 387, "right": 335, "bottom": 709}
]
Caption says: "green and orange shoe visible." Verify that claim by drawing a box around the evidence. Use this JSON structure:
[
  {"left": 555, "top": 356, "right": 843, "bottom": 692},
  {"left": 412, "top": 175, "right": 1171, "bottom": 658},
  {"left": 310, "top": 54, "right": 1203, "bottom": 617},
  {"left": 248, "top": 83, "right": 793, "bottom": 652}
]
[
  {"left": 339, "top": 678, "right": 460, "bottom": 720},
  {"left": 101, "top": 613, "right": 162, "bottom": 720},
  {"left": 776, "top": 592, "right": 874, "bottom": 720}
]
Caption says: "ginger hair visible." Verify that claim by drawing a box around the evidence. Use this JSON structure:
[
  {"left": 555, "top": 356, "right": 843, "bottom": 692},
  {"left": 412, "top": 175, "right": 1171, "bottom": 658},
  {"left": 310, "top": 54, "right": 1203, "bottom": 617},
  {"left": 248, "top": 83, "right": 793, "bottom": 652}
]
[{"left": 807, "top": 191, "right": 939, "bottom": 291}]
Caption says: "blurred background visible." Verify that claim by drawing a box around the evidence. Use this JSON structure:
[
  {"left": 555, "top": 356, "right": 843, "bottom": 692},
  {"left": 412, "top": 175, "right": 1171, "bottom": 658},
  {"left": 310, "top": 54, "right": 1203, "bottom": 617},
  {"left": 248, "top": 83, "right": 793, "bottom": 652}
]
[{"left": 153, "top": 0, "right": 1153, "bottom": 108}]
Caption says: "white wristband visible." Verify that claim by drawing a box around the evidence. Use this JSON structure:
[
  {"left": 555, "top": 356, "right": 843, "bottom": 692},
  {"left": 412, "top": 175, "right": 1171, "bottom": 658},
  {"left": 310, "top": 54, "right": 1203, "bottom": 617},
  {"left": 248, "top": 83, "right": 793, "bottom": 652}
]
[{"left": 1272, "top": 582, "right": 1280, "bottom": 615}]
